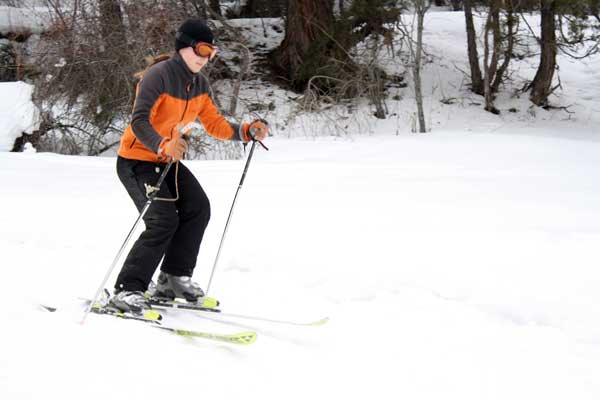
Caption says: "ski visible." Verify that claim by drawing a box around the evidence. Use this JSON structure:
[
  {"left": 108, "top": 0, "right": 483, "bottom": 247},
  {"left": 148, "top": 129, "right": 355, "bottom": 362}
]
[
  {"left": 90, "top": 304, "right": 256, "bottom": 344},
  {"left": 147, "top": 298, "right": 222, "bottom": 314},
  {"left": 89, "top": 302, "right": 163, "bottom": 324},
  {"left": 41, "top": 301, "right": 163, "bottom": 324},
  {"left": 149, "top": 298, "right": 329, "bottom": 327},
  {"left": 144, "top": 282, "right": 220, "bottom": 310},
  {"left": 154, "top": 326, "right": 257, "bottom": 345},
  {"left": 40, "top": 301, "right": 257, "bottom": 346}
]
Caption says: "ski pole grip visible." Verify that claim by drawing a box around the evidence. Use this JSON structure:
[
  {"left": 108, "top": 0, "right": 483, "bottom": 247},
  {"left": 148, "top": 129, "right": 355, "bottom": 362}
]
[
  {"left": 249, "top": 133, "right": 269, "bottom": 151},
  {"left": 248, "top": 120, "right": 269, "bottom": 151}
]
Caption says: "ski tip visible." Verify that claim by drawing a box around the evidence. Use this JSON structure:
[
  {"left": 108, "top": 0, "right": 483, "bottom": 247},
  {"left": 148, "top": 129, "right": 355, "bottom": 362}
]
[
  {"left": 200, "top": 296, "right": 220, "bottom": 309},
  {"left": 234, "top": 331, "right": 257, "bottom": 345},
  {"left": 40, "top": 304, "right": 57, "bottom": 313},
  {"left": 172, "top": 329, "right": 258, "bottom": 345},
  {"left": 310, "top": 317, "right": 330, "bottom": 326},
  {"left": 144, "top": 309, "right": 163, "bottom": 321}
]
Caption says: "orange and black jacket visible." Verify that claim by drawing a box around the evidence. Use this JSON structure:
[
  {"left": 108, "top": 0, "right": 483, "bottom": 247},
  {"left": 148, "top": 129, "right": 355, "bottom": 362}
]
[{"left": 118, "top": 53, "right": 248, "bottom": 163}]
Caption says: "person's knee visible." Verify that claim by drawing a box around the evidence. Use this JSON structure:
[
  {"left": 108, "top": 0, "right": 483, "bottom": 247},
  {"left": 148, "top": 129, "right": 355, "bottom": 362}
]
[
  {"left": 146, "top": 213, "right": 179, "bottom": 238},
  {"left": 189, "top": 195, "right": 211, "bottom": 225},
  {"left": 201, "top": 198, "right": 211, "bottom": 224}
]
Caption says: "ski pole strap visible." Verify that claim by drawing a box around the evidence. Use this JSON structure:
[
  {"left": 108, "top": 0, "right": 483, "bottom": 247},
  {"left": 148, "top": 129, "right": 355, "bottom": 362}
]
[
  {"left": 250, "top": 137, "right": 269, "bottom": 151},
  {"left": 146, "top": 135, "right": 188, "bottom": 201},
  {"left": 146, "top": 159, "right": 174, "bottom": 201},
  {"left": 244, "top": 135, "right": 268, "bottom": 152},
  {"left": 145, "top": 161, "right": 180, "bottom": 202}
]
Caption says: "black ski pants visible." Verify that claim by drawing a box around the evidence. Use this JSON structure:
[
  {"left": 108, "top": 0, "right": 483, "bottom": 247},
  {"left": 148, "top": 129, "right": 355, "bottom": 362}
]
[{"left": 114, "top": 156, "right": 211, "bottom": 292}]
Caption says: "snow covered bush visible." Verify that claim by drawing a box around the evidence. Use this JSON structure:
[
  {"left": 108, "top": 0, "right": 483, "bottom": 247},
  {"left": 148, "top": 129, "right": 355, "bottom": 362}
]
[{"left": 0, "top": 81, "right": 40, "bottom": 151}]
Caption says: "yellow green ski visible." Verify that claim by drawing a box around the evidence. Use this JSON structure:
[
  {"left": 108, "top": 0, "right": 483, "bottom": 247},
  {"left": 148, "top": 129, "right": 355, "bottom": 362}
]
[
  {"left": 40, "top": 300, "right": 257, "bottom": 346},
  {"left": 158, "top": 327, "right": 257, "bottom": 345},
  {"left": 87, "top": 302, "right": 257, "bottom": 345}
]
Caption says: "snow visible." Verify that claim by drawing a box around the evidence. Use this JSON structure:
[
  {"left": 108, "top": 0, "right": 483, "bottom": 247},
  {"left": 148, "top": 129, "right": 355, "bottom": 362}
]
[
  {"left": 0, "top": 5, "right": 48, "bottom": 35},
  {"left": 2, "top": 10, "right": 600, "bottom": 400},
  {"left": 0, "top": 81, "right": 39, "bottom": 151}
]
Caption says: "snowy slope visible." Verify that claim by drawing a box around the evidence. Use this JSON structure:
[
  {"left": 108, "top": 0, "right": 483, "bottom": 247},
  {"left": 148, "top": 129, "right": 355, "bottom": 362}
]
[
  {"left": 1, "top": 10, "right": 600, "bottom": 400},
  {"left": 2, "top": 133, "right": 600, "bottom": 399}
]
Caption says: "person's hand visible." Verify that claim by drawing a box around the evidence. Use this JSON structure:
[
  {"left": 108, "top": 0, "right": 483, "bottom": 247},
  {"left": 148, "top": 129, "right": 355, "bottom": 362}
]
[
  {"left": 158, "top": 132, "right": 188, "bottom": 161},
  {"left": 244, "top": 119, "right": 269, "bottom": 141}
]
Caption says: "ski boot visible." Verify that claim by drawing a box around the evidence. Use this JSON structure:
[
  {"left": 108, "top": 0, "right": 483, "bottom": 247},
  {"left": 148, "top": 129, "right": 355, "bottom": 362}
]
[
  {"left": 109, "top": 290, "right": 151, "bottom": 315},
  {"left": 152, "top": 271, "right": 219, "bottom": 308},
  {"left": 155, "top": 271, "right": 205, "bottom": 302}
]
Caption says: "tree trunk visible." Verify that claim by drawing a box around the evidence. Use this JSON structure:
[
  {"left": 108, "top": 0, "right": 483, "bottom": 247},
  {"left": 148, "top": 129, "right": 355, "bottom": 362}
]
[
  {"left": 463, "top": 0, "right": 484, "bottom": 95},
  {"left": 492, "top": 0, "right": 515, "bottom": 92},
  {"left": 97, "top": 0, "right": 132, "bottom": 125},
  {"left": 591, "top": 0, "right": 599, "bottom": 19},
  {"left": 229, "top": 45, "right": 250, "bottom": 116},
  {"left": 414, "top": 0, "right": 428, "bottom": 132},
  {"left": 242, "top": 0, "right": 288, "bottom": 17},
  {"left": 483, "top": 10, "right": 493, "bottom": 111},
  {"left": 242, "top": 0, "right": 256, "bottom": 15},
  {"left": 209, "top": 0, "right": 221, "bottom": 16},
  {"left": 450, "top": 0, "right": 462, "bottom": 11},
  {"left": 98, "top": 0, "right": 127, "bottom": 51},
  {"left": 272, "top": 0, "right": 334, "bottom": 88},
  {"left": 487, "top": 2, "right": 501, "bottom": 85},
  {"left": 483, "top": 0, "right": 501, "bottom": 114},
  {"left": 368, "top": 36, "right": 386, "bottom": 119},
  {"left": 530, "top": 0, "right": 557, "bottom": 106}
]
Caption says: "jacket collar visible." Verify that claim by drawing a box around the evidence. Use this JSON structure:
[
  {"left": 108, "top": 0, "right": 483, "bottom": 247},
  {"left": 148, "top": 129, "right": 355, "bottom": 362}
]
[{"left": 172, "top": 51, "right": 196, "bottom": 78}]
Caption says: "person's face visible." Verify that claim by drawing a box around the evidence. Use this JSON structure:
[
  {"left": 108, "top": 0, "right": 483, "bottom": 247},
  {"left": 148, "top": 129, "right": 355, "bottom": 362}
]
[
  {"left": 179, "top": 47, "right": 208, "bottom": 73},
  {"left": 179, "top": 43, "right": 217, "bottom": 73}
]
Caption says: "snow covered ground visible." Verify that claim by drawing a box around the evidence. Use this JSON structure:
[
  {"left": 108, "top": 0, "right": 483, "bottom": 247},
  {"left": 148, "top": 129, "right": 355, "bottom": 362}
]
[{"left": 2, "top": 10, "right": 600, "bottom": 400}]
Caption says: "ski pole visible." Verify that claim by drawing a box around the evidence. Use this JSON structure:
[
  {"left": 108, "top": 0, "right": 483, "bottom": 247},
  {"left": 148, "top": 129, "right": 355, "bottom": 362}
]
[
  {"left": 205, "top": 130, "right": 268, "bottom": 296},
  {"left": 80, "top": 158, "right": 175, "bottom": 324}
]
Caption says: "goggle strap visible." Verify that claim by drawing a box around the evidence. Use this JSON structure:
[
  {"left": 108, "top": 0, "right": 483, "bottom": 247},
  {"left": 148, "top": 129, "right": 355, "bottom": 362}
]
[
  {"left": 176, "top": 31, "right": 195, "bottom": 47},
  {"left": 176, "top": 31, "right": 214, "bottom": 48}
]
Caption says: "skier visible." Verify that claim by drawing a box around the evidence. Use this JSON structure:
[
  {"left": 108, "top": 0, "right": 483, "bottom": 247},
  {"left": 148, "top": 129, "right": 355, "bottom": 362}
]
[{"left": 110, "top": 19, "right": 268, "bottom": 313}]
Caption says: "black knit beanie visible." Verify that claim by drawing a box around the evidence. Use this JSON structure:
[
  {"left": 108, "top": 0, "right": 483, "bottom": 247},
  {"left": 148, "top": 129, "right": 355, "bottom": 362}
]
[{"left": 175, "top": 19, "right": 214, "bottom": 51}]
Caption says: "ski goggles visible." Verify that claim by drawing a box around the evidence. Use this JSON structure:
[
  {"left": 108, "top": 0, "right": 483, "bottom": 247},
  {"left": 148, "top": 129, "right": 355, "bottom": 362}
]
[
  {"left": 176, "top": 31, "right": 218, "bottom": 60},
  {"left": 193, "top": 42, "right": 218, "bottom": 59}
]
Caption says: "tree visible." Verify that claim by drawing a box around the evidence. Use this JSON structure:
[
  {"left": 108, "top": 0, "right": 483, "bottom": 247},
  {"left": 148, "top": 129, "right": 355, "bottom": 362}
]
[
  {"left": 97, "top": 0, "right": 132, "bottom": 125},
  {"left": 271, "top": 0, "right": 335, "bottom": 89},
  {"left": 209, "top": 0, "right": 221, "bottom": 15},
  {"left": 483, "top": 0, "right": 501, "bottom": 113},
  {"left": 451, "top": 0, "right": 463, "bottom": 10},
  {"left": 462, "top": 0, "right": 518, "bottom": 112},
  {"left": 412, "top": 0, "right": 430, "bottom": 132},
  {"left": 529, "top": 0, "right": 557, "bottom": 106},
  {"left": 397, "top": 0, "right": 430, "bottom": 131},
  {"left": 241, "top": 0, "right": 288, "bottom": 17},
  {"left": 463, "top": 0, "right": 484, "bottom": 95},
  {"left": 269, "top": 0, "right": 405, "bottom": 125},
  {"left": 33, "top": 0, "right": 192, "bottom": 155},
  {"left": 527, "top": 0, "right": 600, "bottom": 106},
  {"left": 492, "top": 0, "right": 516, "bottom": 93},
  {"left": 433, "top": 0, "right": 463, "bottom": 10}
]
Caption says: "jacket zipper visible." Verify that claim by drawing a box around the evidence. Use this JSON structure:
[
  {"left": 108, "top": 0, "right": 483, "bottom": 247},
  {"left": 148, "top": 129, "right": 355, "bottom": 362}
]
[{"left": 173, "top": 82, "right": 192, "bottom": 139}]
